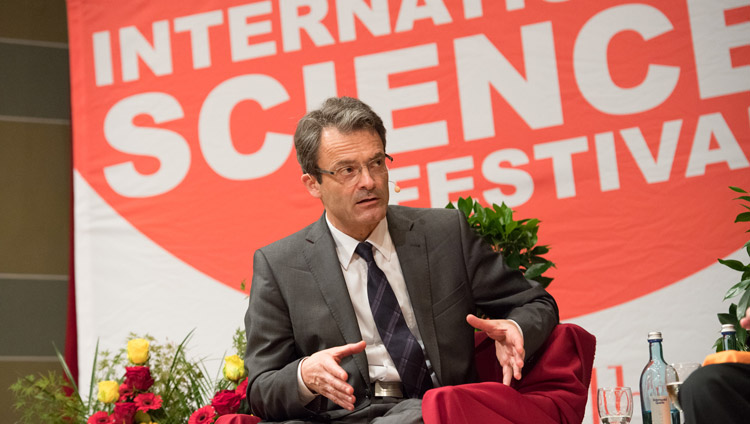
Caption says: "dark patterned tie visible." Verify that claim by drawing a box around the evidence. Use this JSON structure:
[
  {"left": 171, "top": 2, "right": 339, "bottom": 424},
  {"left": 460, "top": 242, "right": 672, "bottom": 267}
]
[{"left": 355, "top": 242, "right": 432, "bottom": 398}]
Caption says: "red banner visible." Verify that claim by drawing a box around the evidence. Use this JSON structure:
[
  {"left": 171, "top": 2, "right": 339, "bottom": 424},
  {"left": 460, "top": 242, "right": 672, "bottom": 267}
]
[{"left": 68, "top": 0, "right": 750, "bottom": 319}]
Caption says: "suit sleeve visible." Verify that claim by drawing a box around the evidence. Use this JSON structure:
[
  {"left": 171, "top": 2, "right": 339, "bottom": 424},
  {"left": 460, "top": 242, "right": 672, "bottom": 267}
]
[
  {"left": 244, "top": 249, "right": 323, "bottom": 421},
  {"left": 455, "top": 210, "right": 560, "bottom": 359}
]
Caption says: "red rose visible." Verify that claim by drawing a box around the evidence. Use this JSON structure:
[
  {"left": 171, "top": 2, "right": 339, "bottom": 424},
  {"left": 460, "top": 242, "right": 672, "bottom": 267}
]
[
  {"left": 235, "top": 377, "right": 248, "bottom": 399},
  {"left": 211, "top": 389, "right": 242, "bottom": 415},
  {"left": 124, "top": 366, "right": 154, "bottom": 391},
  {"left": 87, "top": 411, "right": 114, "bottom": 424},
  {"left": 112, "top": 402, "right": 137, "bottom": 424},
  {"left": 134, "top": 392, "right": 163, "bottom": 412},
  {"left": 189, "top": 405, "right": 217, "bottom": 424}
]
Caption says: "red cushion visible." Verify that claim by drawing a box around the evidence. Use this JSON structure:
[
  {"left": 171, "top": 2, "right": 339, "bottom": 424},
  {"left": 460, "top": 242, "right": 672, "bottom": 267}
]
[{"left": 422, "top": 323, "right": 596, "bottom": 424}]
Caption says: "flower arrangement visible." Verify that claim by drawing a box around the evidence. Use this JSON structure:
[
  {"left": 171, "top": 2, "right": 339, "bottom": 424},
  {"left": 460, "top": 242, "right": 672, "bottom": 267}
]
[{"left": 10, "top": 329, "right": 252, "bottom": 424}]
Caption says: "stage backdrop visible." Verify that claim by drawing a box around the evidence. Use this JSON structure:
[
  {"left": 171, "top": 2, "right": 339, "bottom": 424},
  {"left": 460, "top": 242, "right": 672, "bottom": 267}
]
[{"left": 67, "top": 0, "right": 750, "bottom": 422}]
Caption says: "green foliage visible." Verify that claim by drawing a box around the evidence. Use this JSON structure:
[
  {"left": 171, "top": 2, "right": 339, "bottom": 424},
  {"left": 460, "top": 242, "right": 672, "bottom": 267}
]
[
  {"left": 233, "top": 327, "right": 247, "bottom": 358},
  {"left": 9, "top": 372, "right": 82, "bottom": 424},
  {"left": 446, "top": 196, "right": 555, "bottom": 287},
  {"left": 715, "top": 186, "right": 750, "bottom": 352}
]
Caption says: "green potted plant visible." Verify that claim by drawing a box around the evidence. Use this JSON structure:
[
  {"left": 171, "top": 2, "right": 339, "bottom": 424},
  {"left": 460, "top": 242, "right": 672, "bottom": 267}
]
[
  {"left": 714, "top": 186, "right": 750, "bottom": 352},
  {"left": 446, "top": 196, "right": 555, "bottom": 288}
]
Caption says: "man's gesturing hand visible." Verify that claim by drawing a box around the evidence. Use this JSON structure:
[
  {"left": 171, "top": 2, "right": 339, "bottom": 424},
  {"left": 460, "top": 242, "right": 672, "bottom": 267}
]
[
  {"left": 300, "top": 341, "right": 367, "bottom": 411},
  {"left": 466, "top": 314, "right": 525, "bottom": 386}
]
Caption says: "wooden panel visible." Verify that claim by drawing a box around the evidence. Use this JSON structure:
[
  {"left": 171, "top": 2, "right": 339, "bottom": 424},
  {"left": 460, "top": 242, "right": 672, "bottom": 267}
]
[
  {"left": 0, "top": 0, "right": 68, "bottom": 43},
  {"left": 0, "top": 121, "right": 71, "bottom": 275}
]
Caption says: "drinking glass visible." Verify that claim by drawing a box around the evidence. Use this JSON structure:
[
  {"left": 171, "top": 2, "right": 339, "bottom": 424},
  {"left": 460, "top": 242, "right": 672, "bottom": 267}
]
[
  {"left": 667, "top": 362, "right": 701, "bottom": 412},
  {"left": 597, "top": 386, "right": 633, "bottom": 424}
]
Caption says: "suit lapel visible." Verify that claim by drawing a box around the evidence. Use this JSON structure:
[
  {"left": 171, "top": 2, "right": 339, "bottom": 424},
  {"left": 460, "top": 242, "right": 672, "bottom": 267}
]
[
  {"left": 302, "top": 213, "right": 370, "bottom": 386},
  {"left": 386, "top": 208, "right": 441, "bottom": 383}
]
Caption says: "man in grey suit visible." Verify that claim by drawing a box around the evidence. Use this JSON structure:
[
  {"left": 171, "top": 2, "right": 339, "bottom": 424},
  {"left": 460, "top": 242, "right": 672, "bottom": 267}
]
[{"left": 244, "top": 97, "right": 559, "bottom": 423}]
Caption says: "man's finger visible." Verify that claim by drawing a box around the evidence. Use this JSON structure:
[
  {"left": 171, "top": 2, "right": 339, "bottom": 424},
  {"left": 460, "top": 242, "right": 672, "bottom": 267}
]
[
  {"left": 329, "top": 340, "right": 367, "bottom": 360},
  {"left": 502, "top": 363, "right": 513, "bottom": 386},
  {"left": 466, "top": 314, "right": 487, "bottom": 330},
  {"left": 467, "top": 314, "right": 508, "bottom": 340}
]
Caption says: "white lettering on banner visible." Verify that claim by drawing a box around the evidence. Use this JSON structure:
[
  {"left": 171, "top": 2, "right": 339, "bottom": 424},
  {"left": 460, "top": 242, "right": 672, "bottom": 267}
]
[
  {"left": 355, "top": 43, "right": 448, "bottom": 154},
  {"left": 228, "top": 2, "right": 276, "bottom": 62},
  {"left": 280, "top": 0, "right": 335, "bottom": 52},
  {"left": 621, "top": 120, "right": 682, "bottom": 184},
  {"left": 394, "top": 0, "right": 452, "bottom": 33},
  {"left": 173, "top": 10, "right": 224, "bottom": 70},
  {"left": 103, "top": 93, "right": 190, "bottom": 197},
  {"left": 303, "top": 61, "right": 338, "bottom": 111},
  {"left": 389, "top": 165, "right": 421, "bottom": 204},
  {"left": 455, "top": 23, "right": 562, "bottom": 142},
  {"left": 427, "top": 156, "right": 474, "bottom": 208},
  {"left": 594, "top": 132, "right": 620, "bottom": 192},
  {"left": 687, "top": 0, "right": 750, "bottom": 99},
  {"left": 385, "top": 111, "right": 748, "bottom": 208},
  {"left": 93, "top": 31, "right": 114, "bottom": 87},
  {"left": 336, "top": 0, "right": 391, "bottom": 42},
  {"left": 198, "top": 74, "right": 293, "bottom": 180},
  {"left": 534, "top": 137, "right": 589, "bottom": 199},
  {"left": 686, "top": 112, "right": 750, "bottom": 177},
  {"left": 462, "top": 0, "right": 483, "bottom": 19},
  {"left": 482, "top": 149, "right": 534, "bottom": 208},
  {"left": 574, "top": 4, "right": 680, "bottom": 115},
  {"left": 120, "top": 21, "right": 173, "bottom": 82}
]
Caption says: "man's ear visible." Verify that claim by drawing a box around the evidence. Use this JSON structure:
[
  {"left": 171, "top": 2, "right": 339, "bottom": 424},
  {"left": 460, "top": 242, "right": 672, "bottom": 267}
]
[{"left": 301, "top": 173, "right": 322, "bottom": 199}]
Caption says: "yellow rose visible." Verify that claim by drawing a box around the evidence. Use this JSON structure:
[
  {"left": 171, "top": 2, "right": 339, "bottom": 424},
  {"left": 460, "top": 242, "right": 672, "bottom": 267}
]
[
  {"left": 97, "top": 380, "right": 120, "bottom": 403},
  {"left": 223, "top": 354, "right": 247, "bottom": 382},
  {"left": 127, "top": 338, "right": 150, "bottom": 365}
]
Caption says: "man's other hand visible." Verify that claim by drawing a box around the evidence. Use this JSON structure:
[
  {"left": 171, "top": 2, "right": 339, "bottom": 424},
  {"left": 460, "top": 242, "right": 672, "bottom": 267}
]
[
  {"left": 466, "top": 314, "right": 525, "bottom": 386},
  {"left": 300, "top": 340, "right": 367, "bottom": 411},
  {"left": 741, "top": 306, "right": 750, "bottom": 331}
]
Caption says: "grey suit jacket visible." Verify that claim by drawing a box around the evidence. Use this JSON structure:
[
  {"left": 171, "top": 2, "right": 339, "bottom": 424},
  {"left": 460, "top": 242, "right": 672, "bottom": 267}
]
[{"left": 244, "top": 205, "right": 559, "bottom": 421}]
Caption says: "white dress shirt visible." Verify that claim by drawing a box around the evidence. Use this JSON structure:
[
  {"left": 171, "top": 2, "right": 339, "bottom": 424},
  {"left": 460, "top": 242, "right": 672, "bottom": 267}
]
[
  {"left": 297, "top": 216, "right": 433, "bottom": 402},
  {"left": 296, "top": 215, "right": 522, "bottom": 403}
]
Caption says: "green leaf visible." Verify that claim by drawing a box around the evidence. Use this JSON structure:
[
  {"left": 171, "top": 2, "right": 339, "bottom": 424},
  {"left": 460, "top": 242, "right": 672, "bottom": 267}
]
[
  {"left": 525, "top": 262, "right": 553, "bottom": 280},
  {"left": 531, "top": 245, "right": 550, "bottom": 255},
  {"left": 735, "top": 196, "right": 750, "bottom": 202},
  {"left": 729, "top": 186, "right": 747, "bottom": 193},
  {"left": 719, "top": 258, "right": 747, "bottom": 271},
  {"left": 718, "top": 311, "right": 738, "bottom": 326},
  {"left": 724, "top": 279, "right": 750, "bottom": 300},
  {"left": 737, "top": 289, "right": 750, "bottom": 322},
  {"left": 713, "top": 336, "right": 723, "bottom": 353},
  {"left": 735, "top": 212, "right": 750, "bottom": 223}
]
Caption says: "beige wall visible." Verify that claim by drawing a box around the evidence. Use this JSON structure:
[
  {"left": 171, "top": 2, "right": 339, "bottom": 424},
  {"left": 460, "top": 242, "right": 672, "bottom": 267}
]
[{"left": 0, "top": 1, "right": 71, "bottom": 422}]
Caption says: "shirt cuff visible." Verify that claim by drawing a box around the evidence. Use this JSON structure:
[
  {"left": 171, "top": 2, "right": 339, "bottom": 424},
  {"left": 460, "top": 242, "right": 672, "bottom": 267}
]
[
  {"left": 297, "top": 357, "right": 318, "bottom": 404},
  {"left": 507, "top": 319, "right": 524, "bottom": 340}
]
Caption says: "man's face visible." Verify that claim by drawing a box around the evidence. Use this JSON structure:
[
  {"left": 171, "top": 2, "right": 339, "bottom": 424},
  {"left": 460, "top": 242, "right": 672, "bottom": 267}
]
[{"left": 301, "top": 127, "right": 389, "bottom": 241}]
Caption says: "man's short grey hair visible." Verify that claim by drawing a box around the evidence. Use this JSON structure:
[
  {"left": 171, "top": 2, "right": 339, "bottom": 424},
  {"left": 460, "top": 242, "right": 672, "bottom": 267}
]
[{"left": 294, "top": 96, "right": 387, "bottom": 181}]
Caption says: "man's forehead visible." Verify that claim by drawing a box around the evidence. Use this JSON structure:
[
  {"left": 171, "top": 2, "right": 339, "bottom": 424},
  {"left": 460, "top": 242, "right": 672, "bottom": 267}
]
[{"left": 319, "top": 128, "right": 383, "bottom": 159}]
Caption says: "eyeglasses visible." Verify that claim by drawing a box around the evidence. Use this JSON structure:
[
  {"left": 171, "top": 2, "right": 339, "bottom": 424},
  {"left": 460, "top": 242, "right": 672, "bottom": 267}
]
[{"left": 317, "top": 153, "right": 393, "bottom": 186}]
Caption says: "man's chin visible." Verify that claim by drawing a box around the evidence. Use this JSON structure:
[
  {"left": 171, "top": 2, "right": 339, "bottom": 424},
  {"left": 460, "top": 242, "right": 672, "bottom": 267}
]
[{"left": 355, "top": 203, "right": 387, "bottom": 222}]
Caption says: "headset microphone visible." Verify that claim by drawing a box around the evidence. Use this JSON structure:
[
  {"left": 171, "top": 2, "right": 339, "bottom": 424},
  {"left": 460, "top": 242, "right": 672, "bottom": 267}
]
[{"left": 389, "top": 181, "right": 401, "bottom": 193}]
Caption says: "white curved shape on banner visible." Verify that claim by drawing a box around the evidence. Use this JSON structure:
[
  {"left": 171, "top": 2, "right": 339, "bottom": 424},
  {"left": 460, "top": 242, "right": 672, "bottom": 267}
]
[{"left": 74, "top": 171, "right": 248, "bottom": 396}]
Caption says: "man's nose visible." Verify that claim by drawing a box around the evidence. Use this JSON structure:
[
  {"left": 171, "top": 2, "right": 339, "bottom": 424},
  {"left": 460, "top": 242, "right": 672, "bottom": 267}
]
[{"left": 357, "top": 166, "right": 377, "bottom": 189}]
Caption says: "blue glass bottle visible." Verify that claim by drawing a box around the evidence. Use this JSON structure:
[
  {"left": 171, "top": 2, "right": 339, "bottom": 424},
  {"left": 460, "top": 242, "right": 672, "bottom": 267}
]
[
  {"left": 721, "top": 324, "right": 738, "bottom": 351},
  {"left": 639, "top": 332, "right": 679, "bottom": 424}
]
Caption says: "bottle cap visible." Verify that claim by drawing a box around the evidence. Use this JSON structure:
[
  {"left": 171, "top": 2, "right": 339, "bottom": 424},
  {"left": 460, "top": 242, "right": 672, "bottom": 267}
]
[
  {"left": 721, "top": 324, "right": 736, "bottom": 333},
  {"left": 647, "top": 331, "right": 663, "bottom": 341}
]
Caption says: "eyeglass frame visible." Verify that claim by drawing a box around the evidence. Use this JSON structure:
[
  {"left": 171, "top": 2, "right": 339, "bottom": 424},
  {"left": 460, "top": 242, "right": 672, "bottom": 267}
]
[{"left": 315, "top": 153, "right": 393, "bottom": 185}]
